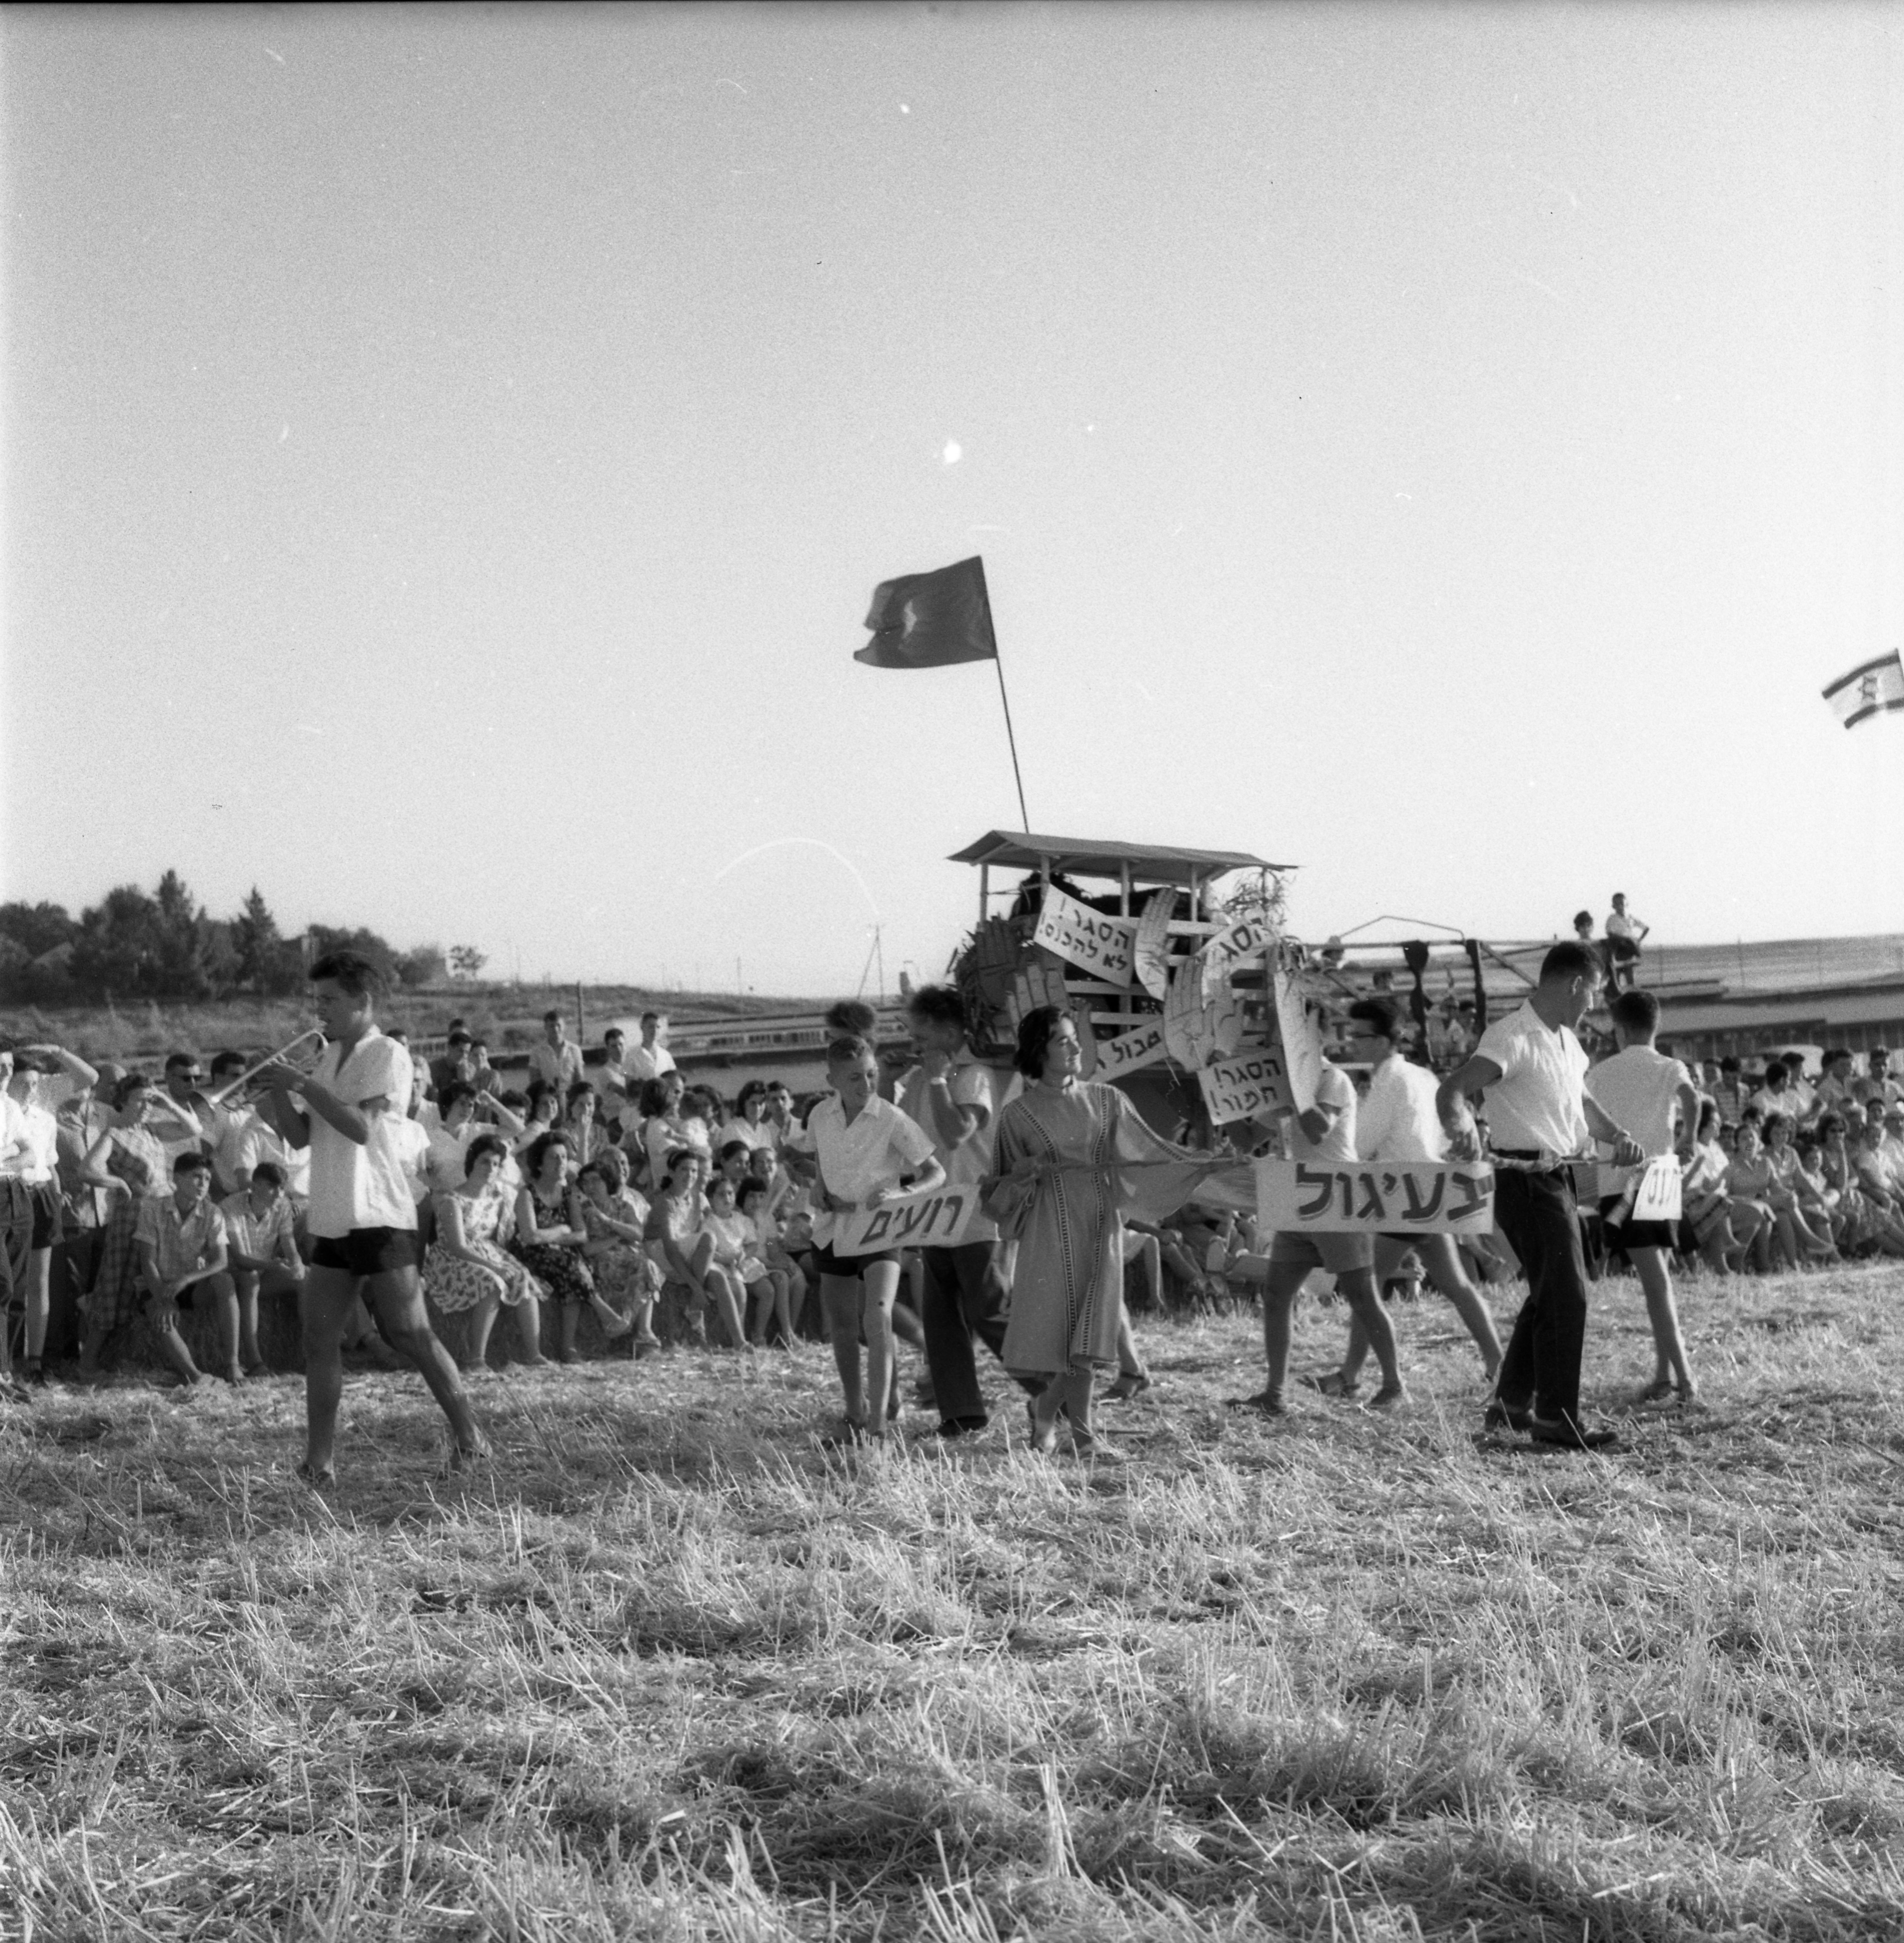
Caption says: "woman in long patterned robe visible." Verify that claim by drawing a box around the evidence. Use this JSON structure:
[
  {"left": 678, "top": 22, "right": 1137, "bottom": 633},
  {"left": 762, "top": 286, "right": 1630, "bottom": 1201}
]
[{"left": 993, "top": 1006, "right": 1237, "bottom": 1455}]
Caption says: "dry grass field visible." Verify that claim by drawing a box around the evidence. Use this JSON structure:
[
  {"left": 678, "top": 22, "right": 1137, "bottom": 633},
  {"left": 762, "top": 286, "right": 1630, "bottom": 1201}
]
[{"left": 5, "top": 1264, "right": 1904, "bottom": 1940}]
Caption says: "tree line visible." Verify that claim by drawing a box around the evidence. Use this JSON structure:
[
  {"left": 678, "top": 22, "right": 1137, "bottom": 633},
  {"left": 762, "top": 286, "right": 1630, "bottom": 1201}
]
[{"left": 0, "top": 875, "right": 486, "bottom": 1003}]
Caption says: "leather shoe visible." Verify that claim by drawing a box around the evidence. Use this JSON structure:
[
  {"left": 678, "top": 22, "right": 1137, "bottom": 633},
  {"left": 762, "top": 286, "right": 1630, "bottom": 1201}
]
[
  {"left": 1528, "top": 1414, "right": 1620, "bottom": 1451},
  {"left": 1482, "top": 1398, "right": 1533, "bottom": 1433},
  {"left": 934, "top": 1416, "right": 987, "bottom": 1439}
]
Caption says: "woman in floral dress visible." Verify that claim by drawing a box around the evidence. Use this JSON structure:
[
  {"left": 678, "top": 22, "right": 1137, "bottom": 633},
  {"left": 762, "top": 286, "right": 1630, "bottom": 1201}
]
[
  {"left": 76, "top": 1074, "right": 172, "bottom": 1378},
  {"left": 424, "top": 1135, "right": 546, "bottom": 1369},
  {"left": 509, "top": 1131, "right": 601, "bottom": 1363},
  {"left": 576, "top": 1148, "right": 662, "bottom": 1349}
]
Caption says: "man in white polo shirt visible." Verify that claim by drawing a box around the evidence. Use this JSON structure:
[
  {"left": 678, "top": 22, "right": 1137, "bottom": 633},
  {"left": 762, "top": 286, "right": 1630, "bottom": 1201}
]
[
  {"left": 1437, "top": 941, "right": 1643, "bottom": 1452},
  {"left": 256, "top": 950, "right": 484, "bottom": 1486},
  {"left": 1306, "top": 998, "right": 1503, "bottom": 1400}
]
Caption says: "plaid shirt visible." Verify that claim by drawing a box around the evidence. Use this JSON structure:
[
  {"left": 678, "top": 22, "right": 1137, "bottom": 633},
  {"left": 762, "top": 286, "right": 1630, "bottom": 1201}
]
[{"left": 135, "top": 1196, "right": 226, "bottom": 1283}]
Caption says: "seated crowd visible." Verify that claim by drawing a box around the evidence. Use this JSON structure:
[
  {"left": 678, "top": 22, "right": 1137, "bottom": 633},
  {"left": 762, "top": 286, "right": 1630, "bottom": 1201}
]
[{"left": 10, "top": 985, "right": 1904, "bottom": 1412}]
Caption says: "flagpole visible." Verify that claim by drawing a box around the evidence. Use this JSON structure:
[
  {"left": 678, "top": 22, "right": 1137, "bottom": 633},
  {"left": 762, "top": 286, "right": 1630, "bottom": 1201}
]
[{"left": 977, "top": 564, "right": 1031, "bottom": 830}]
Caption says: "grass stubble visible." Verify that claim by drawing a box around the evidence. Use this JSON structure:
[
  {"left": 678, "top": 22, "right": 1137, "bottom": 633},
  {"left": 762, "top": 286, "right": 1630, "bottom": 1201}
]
[{"left": 4, "top": 1266, "right": 1904, "bottom": 1940}]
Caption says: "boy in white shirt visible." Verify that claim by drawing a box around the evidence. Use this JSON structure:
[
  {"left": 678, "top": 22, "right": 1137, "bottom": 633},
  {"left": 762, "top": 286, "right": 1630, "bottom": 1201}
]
[
  {"left": 792, "top": 1036, "right": 943, "bottom": 1444},
  {"left": 255, "top": 951, "right": 485, "bottom": 1485},
  {"left": 1584, "top": 989, "right": 1702, "bottom": 1407}
]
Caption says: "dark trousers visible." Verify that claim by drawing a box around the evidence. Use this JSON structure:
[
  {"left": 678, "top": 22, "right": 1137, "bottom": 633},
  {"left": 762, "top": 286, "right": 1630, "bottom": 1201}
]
[
  {"left": 1493, "top": 1166, "right": 1591, "bottom": 1424},
  {"left": 919, "top": 1240, "right": 1021, "bottom": 1424}
]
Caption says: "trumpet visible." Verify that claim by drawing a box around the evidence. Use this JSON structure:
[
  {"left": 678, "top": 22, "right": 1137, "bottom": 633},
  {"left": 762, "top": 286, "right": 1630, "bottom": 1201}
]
[{"left": 205, "top": 1028, "right": 328, "bottom": 1107}]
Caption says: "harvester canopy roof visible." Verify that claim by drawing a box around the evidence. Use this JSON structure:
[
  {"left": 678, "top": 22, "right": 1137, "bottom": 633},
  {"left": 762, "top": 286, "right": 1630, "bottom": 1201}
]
[{"left": 949, "top": 830, "right": 1292, "bottom": 885}]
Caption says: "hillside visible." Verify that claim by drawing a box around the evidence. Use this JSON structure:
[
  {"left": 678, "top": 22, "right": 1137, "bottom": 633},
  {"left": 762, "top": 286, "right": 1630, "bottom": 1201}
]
[{"left": 0, "top": 983, "right": 831, "bottom": 1062}]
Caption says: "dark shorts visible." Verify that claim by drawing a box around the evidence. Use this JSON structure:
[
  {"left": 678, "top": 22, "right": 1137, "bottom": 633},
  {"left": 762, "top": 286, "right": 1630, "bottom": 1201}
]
[
  {"left": 1598, "top": 1195, "right": 1677, "bottom": 1252},
  {"left": 310, "top": 1227, "right": 419, "bottom": 1277},
  {"left": 1266, "top": 1229, "right": 1375, "bottom": 1274},
  {"left": 28, "top": 1181, "right": 64, "bottom": 1251},
  {"left": 812, "top": 1243, "right": 901, "bottom": 1278}
]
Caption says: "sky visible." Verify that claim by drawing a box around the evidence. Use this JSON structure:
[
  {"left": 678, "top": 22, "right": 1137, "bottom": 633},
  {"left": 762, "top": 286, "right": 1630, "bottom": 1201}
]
[{"left": 4, "top": 3, "right": 1900, "bottom": 998}]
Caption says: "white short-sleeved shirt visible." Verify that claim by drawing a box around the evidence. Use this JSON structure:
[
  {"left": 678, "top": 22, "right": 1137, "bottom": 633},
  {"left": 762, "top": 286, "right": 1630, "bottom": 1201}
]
[
  {"left": 625, "top": 1044, "right": 677, "bottom": 1083},
  {"left": 799, "top": 1093, "right": 935, "bottom": 1247},
  {"left": 1355, "top": 1054, "right": 1447, "bottom": 1165},
  {"left": 1288, "top": 1063, "right": 1358, "bottom": 1164},
  {"left": 714, "top": 1116, "right": 773, "bottom": 1156},
  {"left": 306, "top": 1029, "right": 419, "bottom": 1238},
  {"left": 1471, "top": 1002, "right": 1590, "bottom": 1160},
  {"left": 1584, "top": 1046, "right": 1691, "bottom": 1159},
  {"left": 896, "top": 1050, "right": 1018, "bottom": 1244},
  {"left": 10, "top": 1100, "right": 59, "bottom": 1184}
]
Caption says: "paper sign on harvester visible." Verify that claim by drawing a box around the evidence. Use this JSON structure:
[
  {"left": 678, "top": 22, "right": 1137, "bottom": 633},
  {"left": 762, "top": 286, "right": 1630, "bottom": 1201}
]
[
  {"left": 1199, "top": 1047, "right": 1294, "bottom": 1125},
  {"left": 1033, "top": 887, "right": 1136, "bottom": 986}
]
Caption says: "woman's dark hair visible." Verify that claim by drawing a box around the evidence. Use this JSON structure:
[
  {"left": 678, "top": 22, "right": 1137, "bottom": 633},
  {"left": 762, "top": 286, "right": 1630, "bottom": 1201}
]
[
  {"left": 638, "top": 1076, "right": 677, "bottom": 1117},
  {"left": 565, "top": 1079, "right": 596, "bottom": 1112},
  {"left": 525, "top": 1080, "right": 556, "bottom": 1119},
  {"left": 1696, "top": 1098, "right": 1721, "bottom": 1137},
  {"left": 737, "top": 1178, "right": 767, "bottom": 1211},
  {"left": 497, "top": 1087, "right": 529, "bottom": 1113},
  {"left": 113, "top": 1072, "right": 153, "bottom": 1110},
  {"left": 575, "top": 1161, "right": 607, "bottom": 1191},
  {"left": 718, "top": 1139, "right": 752, "bottom": 1166},
  {"left": 523, "top": 1130, "right": 572, "bottom": 1179},
  {"left": 1572, "top": 910, "right": 1594, "bottom": 931},
  {"left": 663, "top": 1146, "right": 696, "bottom": 1180},
  {"left": 906, "top": 984, "right": 967, "bottom": 1031},
  {"left": 308, "top": 949, "right": 384, "bottom": 999},
  {"left": 438, "top": 1080, "right": 476, "bottom": 1115},
  {"left": 1014, "top": 1004, "right": 1068, "bottom": 1079},
  {"left": 736, "top": 1079, "right": 767, "bottom": 1115},
  {"left": 1817, "top": 1112, "right": 1847, "bottom": 1140},
  {"left": 1760, "top": 1111, "right": 1792, "bottom": 1144},
  {"left": 463, "top": 1133, "right": 508, "bottom": 1176}
]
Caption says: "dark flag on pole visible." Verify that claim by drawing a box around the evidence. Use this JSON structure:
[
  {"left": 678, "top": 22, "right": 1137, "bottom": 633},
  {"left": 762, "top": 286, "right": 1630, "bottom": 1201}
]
[{"left": 855, "top": 555, "right": 998, "bottom": 669}]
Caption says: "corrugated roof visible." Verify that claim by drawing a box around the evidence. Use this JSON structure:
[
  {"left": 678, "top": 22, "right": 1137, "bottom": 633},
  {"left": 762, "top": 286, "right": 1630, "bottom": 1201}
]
[{"left": 949, "top": 830, "right": 1291, "bottom": 884}]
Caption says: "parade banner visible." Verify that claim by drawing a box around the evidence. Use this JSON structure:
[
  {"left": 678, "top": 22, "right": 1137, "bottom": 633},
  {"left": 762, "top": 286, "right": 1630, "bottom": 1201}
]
[
  {"left": 1199, "top": 1046, "right": 1294, "bottom": 1124},
  {"left": 1255, "top": 1158, "right": 1496, "bottom": 1235},
  {"left": 1271, "top": 968, "right": 1325, "bottom": 1114},
  {"left": 1033, "top": 887, "right": 1137, "bottom": 987},
  {"left": 830, "top": 1187, "right": 981, "bottom": 1257},
  {"left": 1094, "top": 1016, "right": 1170, "bottom": 1080}
]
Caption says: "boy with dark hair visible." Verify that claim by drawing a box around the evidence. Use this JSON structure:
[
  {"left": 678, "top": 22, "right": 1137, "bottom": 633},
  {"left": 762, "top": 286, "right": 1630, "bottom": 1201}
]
[
  {"left": 135, "top": 1151, "right": 234, "bottom": 1386},
  {"left": 1585, "top": 988, "right": 1702, "bottom": 1406},
  {"left": 895, "top": 984, "right": 1032, "bottom": 1437},
  {"left": 256, "top": 950, "right": 484, "bottom": 1484}
]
